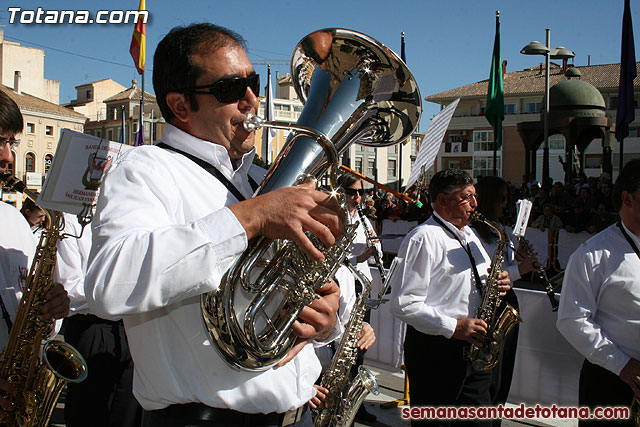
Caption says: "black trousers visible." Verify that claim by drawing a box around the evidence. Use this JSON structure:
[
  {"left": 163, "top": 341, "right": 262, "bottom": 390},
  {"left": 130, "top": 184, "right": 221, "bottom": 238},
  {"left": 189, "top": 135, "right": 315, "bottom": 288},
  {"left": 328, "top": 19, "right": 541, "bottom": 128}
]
[
  {"left": 404, "top": 326, "right": 492, "bottom": 427},
  {"left": 578, "top": 359, "right": 635, "bottom": 426},
  {"left": 488, "top": 290, "right": 519, "bottom": 426},
  {"left": 62, "top": 314, "right": 142, "bottom": 427}
]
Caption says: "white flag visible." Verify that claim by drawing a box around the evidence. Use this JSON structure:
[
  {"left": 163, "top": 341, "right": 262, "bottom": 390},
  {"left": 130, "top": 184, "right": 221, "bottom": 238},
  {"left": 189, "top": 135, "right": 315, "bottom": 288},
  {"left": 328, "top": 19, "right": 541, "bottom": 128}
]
[
  {"left": 261, "top": 66, "right": 276, "bottom": 164},
  {"left": 406, "top": 98, "right": 460, "bottom": 188}
]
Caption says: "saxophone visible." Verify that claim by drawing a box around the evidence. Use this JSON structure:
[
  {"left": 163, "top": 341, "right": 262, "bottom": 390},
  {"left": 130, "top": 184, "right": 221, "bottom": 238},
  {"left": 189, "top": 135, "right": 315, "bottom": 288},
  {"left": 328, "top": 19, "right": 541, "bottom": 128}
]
[
  {"left": 465, "top": 212, "right": 521, "bottom": 371},
  {"left": 313, "top": 262, "right": 379, "bottom": 427},
  {"left": 0, "top": 174, "right": 88, "bottom": 427}
]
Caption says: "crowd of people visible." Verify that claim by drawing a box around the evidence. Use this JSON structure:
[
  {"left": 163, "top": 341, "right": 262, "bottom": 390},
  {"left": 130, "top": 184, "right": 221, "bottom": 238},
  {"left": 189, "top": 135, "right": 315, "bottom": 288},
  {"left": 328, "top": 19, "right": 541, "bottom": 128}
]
[{"left": 0, "top": 21, "right": 637, "bottom": 427}]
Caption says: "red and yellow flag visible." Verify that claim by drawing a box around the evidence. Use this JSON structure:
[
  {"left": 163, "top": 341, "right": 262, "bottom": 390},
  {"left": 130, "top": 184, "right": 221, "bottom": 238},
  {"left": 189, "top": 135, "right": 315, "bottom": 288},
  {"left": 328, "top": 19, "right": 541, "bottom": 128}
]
[{"left": 129, "top": 0, "right": 146, "bottom": 74}]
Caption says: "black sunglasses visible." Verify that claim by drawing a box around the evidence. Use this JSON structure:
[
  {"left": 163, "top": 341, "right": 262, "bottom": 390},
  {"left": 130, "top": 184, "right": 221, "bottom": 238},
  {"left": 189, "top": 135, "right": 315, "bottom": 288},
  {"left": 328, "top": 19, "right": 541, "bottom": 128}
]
[
  {"left": 177, "top": 74, "right": 260, "bottom": 103},
  {"left": 344, "top": 188, "right": 365, "bottom": 196}
]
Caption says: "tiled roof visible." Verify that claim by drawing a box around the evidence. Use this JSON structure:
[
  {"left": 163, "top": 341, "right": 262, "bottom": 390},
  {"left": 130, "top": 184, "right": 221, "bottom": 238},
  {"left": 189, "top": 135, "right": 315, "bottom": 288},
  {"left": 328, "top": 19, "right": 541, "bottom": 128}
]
[
  {"left": 425, "top": 62, "right": 640, "bottom": 103},
  {"left": 1, "top": 85, "right": 86, "bottom": 120},
  {"left": 104, "top": 85, "right": 155, "bottom": 103},
  {"left": 75, "top": 78, "right": 111, "bottom": 88}
]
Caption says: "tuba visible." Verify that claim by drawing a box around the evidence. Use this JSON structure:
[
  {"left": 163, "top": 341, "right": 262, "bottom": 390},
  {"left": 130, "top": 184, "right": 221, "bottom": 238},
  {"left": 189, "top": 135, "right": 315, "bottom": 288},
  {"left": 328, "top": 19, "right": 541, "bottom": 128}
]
[
  {"left": 201, "top": 29, "right": 422, "bottom": 370},
  {"left": 0, "top": 174, "right": 88, "bottom": 427}
]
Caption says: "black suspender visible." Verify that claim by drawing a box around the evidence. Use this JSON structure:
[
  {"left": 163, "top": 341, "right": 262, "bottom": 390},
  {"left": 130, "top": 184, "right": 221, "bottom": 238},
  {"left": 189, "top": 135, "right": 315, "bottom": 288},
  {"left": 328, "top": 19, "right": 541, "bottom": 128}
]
[
  {"left": 0, "top": 295, "right": 12, "bottom": 333},
  {"left": 156, "top": 143, "right": 259, "bottom": 201},
  {"left": 432, "top": 215, "right": 485, "bottom": 294},
  {"left": 617, "top": 220, "right": 640, "bottom": 261}
]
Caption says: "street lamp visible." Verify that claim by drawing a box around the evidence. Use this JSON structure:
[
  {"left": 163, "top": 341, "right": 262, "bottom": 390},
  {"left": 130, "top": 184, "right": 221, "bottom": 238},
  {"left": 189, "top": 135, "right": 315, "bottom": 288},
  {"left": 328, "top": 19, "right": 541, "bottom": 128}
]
[{"left": 521, "top": 30, "right": 574, "bottom": 185}]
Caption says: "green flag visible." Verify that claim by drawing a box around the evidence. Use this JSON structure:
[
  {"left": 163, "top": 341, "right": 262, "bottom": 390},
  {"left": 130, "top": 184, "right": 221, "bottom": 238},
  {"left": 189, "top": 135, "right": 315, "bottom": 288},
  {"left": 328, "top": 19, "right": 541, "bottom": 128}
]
[{"left": 485, "top": 12, "right": 504, "bottom": 150}]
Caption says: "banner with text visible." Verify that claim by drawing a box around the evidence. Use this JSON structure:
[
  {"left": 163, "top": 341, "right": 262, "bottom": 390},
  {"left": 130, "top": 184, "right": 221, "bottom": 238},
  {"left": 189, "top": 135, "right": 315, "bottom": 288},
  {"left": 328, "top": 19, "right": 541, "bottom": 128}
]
[{"left": 38, "top": 129, "right": 131, "bottom": 215}]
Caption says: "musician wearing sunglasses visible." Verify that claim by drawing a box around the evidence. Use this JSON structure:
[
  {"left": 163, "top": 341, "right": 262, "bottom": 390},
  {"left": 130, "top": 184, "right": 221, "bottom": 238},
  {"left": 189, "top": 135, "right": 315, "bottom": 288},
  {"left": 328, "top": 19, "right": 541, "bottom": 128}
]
[
  {"left": 390, "top": 169, "right": 510, "bottom": 426},
  {"left": 85, "top": 24, "right": 344, "bottom": 427},
  {"left": 336, "top": 174, "right": 379, "bottom": 422}
]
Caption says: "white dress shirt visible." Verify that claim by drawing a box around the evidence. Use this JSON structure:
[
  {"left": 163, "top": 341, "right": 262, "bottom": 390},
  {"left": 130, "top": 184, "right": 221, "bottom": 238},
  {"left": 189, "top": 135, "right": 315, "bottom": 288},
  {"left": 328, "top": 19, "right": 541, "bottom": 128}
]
[
  {"left": 315, "top": 265, "right": 356, "bottom": 371},
  {"left": 54, "top": 213, "right": 91, "bottom": 314},
  {"left": 390, "top": 211, "right": 491, "bottom": 338},
  {"left": 557, "top": 221, "right": 640, "bottom": 375},
  {"left": 86, "top": 124, "right": 322, "bottom": 413},
  {"left": 0, "top": 202, "right": 35, "bottom": 350}
]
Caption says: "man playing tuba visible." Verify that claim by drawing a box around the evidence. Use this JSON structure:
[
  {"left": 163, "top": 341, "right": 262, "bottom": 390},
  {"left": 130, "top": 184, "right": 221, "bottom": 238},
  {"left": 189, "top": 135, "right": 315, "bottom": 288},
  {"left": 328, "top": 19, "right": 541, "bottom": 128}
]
[{"left": 85, "top": 23, "right": 344, "bottom": 427}]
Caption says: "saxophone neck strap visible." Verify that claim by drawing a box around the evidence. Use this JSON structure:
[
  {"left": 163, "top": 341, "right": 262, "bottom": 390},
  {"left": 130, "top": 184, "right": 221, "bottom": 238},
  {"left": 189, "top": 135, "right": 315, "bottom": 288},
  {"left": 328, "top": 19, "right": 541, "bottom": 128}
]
[
  {"left": 156, "top": 143, "right": 259, "bottom": 202},
  {"left": 432, "top": 215, "right": 484, "bottom": 294},
  {"left": 617, "top": 220, "right": 640, "bottom": 261}
]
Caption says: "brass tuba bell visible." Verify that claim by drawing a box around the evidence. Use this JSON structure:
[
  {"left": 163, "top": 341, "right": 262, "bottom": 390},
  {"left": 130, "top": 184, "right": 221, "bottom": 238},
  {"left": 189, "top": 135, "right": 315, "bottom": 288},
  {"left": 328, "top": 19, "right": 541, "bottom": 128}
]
[{"left": 201, "top": 28, "right": 422, "bottom": 371}]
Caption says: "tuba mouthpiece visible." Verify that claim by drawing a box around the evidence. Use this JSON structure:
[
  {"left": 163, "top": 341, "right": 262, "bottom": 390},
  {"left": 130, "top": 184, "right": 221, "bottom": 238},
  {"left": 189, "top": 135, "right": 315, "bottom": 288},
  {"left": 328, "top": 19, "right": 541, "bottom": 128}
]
[{"left": 244, "top": 113, "right": 264, "bottom": 132}]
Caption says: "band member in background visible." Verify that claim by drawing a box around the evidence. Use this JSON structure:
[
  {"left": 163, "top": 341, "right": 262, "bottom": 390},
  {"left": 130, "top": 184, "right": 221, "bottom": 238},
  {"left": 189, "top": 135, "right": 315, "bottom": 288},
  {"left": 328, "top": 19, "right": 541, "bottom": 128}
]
[
  {"left": 557, "top": 159, "right": 640, "bottom": 426},
  {"left": 55, "top": 213, "right": 142, "bottom": 427},
  {"left": 337, "top": 173, "right": 381, "bottom": 423},
  {"left": 85, "top": 23, "right": 343, "bottom": 427},
  {"left": 0, "top": 88, "right": 70, "bottom": 421},
  {"left": 390, "top": 169, "right": 510, "bottom": 426},
  {"left": 473, "top": 176, "right": 537, "bottom": 425},
  {"left": 310, "top": 265, "right": 376, "bottom": 411}
]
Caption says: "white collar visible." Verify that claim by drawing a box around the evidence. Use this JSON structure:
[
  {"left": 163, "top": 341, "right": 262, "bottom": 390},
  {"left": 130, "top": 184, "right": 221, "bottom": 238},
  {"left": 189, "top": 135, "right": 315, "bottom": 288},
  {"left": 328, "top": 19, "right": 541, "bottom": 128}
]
[
  {"left": 157, "top": 124, "right": 256, "bottom": 180},
  {"left": 433, "top": 211, "right": 471, "bottom": 241}
]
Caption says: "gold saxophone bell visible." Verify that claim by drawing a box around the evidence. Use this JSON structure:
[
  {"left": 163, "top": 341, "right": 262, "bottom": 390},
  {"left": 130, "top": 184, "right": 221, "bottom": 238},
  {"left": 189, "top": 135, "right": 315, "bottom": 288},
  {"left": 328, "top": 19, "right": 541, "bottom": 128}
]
[{"left": 200, "top": 28, "right": 422, "bottom": 371}]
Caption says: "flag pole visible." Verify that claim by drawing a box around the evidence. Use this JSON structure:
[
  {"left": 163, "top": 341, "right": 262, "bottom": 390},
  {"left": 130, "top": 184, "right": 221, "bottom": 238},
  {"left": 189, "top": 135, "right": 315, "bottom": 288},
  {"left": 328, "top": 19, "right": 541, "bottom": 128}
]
[
  {"left": 493, "top": 11, "right": 500, "bottom": 176},
  {"left": 140, "top": 71, "right": 144, "bottom": 145},
  {"left": 616, "top": 0, "right": 636, "bottom": 173},
  {"left": 485, "top": 10, "right": 504, "bottom": 177},
  {"left": 399, "top": 32, "right": 406, "bottom": 192}
]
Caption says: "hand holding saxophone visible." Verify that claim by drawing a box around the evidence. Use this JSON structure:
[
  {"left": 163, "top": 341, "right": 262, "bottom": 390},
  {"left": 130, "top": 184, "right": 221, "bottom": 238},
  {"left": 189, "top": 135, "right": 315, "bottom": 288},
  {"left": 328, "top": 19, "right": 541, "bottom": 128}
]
[
  {"left": 357, "top": 322, "right": 376, "bottom": 350},
  {"left": 453, "top": 318, "right": 488, "bottom": 346},
  {"left": 40, "top": 282, "right": 70, "bottom": 321},
  {"left": 619, "top": 358, "right": 640, "bottom": 396},
  {"left": 494, "top": 269, "right": 511, "bottom": 297},
  {"left": 229, "top": 180, "right": 345, "bottom": 262}
]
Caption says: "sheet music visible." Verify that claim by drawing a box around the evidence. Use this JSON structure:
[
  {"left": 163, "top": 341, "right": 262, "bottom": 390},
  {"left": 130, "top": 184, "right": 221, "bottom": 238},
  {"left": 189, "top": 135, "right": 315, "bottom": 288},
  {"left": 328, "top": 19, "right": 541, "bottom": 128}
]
[{"left": 513, "top": 199, "right": 533, "bottom": 238}]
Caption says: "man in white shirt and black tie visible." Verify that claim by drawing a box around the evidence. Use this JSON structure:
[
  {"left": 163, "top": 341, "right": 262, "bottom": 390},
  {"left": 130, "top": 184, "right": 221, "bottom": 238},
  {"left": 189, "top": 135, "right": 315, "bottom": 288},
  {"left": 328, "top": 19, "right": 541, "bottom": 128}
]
[
  {"left": 85, "top": 23, "right": 345, "bottom": 427},
  {"left": 390, "top": 169, "right": 510, "bottom": 426},
  {"left": 557, "top": 159, "right": 640, "bottom": 426}
]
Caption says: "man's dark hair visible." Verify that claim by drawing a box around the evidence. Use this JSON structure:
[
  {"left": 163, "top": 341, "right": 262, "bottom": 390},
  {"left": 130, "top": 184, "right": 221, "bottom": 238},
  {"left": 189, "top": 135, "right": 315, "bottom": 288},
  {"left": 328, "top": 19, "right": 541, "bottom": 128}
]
[
  {"left": 337, "top": 173, "right": 359, "bottom": 189},
  {"left": 429, "top": 169, "right": 473, "bottom": 204},
  {"left": 613, "top": 158, "right": 640, "bottom": 211},
  {"left": 0, "top": 89, "right": 24, "bottom": 135},
  {"left": 153, "top": 23, "right": 246, "bottom": 123}
]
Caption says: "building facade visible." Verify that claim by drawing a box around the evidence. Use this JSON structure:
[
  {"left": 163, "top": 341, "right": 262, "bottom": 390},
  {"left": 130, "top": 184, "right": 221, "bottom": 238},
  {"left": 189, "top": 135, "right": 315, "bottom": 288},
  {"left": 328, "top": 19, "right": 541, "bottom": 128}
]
[
  {"left": 425, "top": 62, "right": 640, "bottom": 185},
  {"left": 1, "top": 85, "right": 86, "bottom": 204},
  {"left": 83, "top": 79, "right": 165, "bottom": 145},
  {"left": 65, "top": 78, "right": 127, "bottom": 122},
  {"left": 0, "top": 30, "right": 59, "bottom": 104}
]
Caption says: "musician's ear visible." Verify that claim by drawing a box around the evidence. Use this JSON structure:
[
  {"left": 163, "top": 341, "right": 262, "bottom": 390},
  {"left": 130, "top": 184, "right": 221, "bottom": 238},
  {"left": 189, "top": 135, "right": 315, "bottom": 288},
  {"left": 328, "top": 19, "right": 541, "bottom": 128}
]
[
  {"left": 621, "top": 190, "right": 633, "bottom": 208},
  {"left": 166, "top": 92, "right": 190, "bottom": 123},
  {"left": 436, "top": 192, "right": 449, "bottom": 207}
]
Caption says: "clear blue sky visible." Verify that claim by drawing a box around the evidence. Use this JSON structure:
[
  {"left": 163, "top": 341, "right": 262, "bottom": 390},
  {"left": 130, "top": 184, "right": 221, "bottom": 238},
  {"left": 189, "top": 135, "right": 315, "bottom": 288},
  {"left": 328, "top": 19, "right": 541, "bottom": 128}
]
[{"left": 1, "top": 0, "right": 637, "bottom": 130}]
